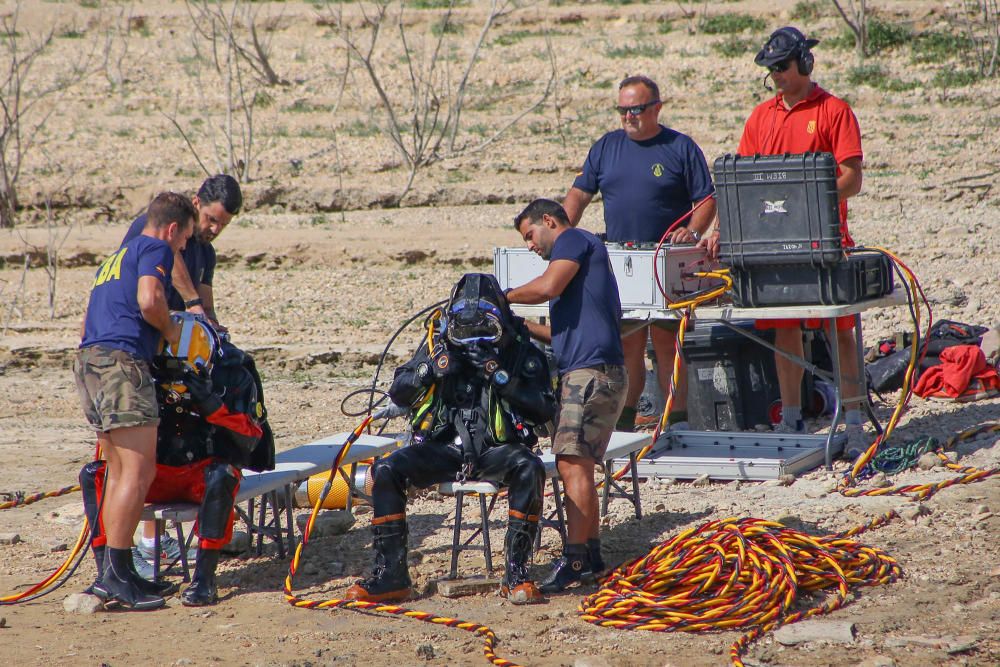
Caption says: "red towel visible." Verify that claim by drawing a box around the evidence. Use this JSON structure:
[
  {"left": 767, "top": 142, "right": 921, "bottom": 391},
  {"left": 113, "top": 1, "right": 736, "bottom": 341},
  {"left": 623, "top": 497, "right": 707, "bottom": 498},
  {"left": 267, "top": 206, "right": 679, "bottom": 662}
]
[{"left": 914, "top": 344, "right": 1000, "bottom": 400}]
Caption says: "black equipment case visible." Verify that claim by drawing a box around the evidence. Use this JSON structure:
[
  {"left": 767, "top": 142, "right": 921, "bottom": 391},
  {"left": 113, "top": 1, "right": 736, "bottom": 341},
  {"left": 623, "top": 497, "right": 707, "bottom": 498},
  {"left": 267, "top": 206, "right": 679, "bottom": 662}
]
[
  {"left": 682, "top": 320, "right": 781, "bottom": 431},
  {"left": 715, "top": 152, "right": 843, "bottom": 268},
  {"left": 730, "top": 251, "right": 894, "bottom": 308}
]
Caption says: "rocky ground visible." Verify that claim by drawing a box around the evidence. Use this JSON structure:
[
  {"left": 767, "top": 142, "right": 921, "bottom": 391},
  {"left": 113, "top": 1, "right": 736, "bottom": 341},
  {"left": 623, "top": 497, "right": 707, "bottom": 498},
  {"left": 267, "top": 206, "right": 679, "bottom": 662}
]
[{"left": 2, "top": 1, "right": 999, "bottom": 666}]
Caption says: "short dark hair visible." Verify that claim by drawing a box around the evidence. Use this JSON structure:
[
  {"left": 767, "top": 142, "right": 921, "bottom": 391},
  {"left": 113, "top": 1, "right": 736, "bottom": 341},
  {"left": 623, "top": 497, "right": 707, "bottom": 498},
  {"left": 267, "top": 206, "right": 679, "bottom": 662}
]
[
  {"left": 618, "top": 75, "right": 660, "bottom": 101},
  {"left": 197, "top": 174, "right": 243, "bottom": 215},
  {"left": 147, "top": 191, "right": 196, "bottom": 230},
  {"left": 513, "top": 198, "right": 570, "bottom": 231}
]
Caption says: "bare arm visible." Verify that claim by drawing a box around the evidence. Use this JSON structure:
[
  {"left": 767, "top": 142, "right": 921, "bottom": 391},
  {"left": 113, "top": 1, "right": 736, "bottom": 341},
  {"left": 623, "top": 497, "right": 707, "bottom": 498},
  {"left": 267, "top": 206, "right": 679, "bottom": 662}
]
[
  {"left": 524, "top": 320, "right": 551, "bottom": 344},
  {"left": 562, "top": 187, "right": 594, "bottom": 227},
  {"left": 669, "top": 196, "right": 718, "bottom": 243},
  {"left": 837, "top": 157, "right": 863, "bottom": 201},
  {"left": 197, "top": 283, "right": 227, "bottom": 332},
  {"left": 170, "top": 250, "right": 207, "bottom": 316},
  {"left": 506, "top": 259, "right": 579, "bottom": 305},
  {"left": 137, "top": 275, "right": 181, "bottom": 345}
]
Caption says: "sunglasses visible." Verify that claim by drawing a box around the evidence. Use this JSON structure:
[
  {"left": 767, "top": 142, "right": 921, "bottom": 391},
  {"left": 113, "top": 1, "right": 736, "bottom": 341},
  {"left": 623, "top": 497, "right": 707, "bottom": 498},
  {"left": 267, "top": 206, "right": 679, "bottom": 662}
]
[
  {"left": 615, "top": 100, "right": 660, "bottom": 116},
  {"left": 767, "top": 60, "right": 792, "bottom": 73}
]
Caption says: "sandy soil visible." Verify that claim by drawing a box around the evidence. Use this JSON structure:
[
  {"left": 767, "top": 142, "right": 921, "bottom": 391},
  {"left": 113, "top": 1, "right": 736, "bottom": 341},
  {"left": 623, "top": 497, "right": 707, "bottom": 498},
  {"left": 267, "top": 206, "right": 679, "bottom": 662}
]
[{"left": 2, "top": 2, "right": 999, "bottom": 666}]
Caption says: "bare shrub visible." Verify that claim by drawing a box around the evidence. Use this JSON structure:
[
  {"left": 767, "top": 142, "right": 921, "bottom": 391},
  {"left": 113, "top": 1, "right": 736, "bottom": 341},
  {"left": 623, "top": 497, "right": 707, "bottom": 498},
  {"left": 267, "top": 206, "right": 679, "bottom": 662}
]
[
  {"left": 829, "top": 0, "right": 868, "bottom": 60},
  {"left": 166, "top": 0, "right": 288, "bottom": 182},
  {"left": 322, "top": 0, "right": 556, "bottom": 205}
]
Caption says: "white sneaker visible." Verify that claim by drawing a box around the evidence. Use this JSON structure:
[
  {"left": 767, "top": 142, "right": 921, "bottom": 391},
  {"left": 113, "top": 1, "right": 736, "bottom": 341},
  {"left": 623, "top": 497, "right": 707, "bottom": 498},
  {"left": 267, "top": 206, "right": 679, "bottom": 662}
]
[
  {"left": 844, "top": 426, "right": 871, "bottom": 460},
  {"left": 772, "top": 420, "right": 805, "bottom": 434}
]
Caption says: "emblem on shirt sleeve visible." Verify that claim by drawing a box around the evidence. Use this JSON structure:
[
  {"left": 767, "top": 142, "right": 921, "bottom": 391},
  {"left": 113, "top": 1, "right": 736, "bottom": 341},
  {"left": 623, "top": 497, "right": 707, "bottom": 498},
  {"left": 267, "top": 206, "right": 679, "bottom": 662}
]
[
  {"left": 651, "top": 163, "right": 664, "bottom": 178},
  {"left": 156, "top": 265, "right": 166, "bottom": 276},
  {"left": 807, "top": 120, "right": 816, "bottom": 135}
]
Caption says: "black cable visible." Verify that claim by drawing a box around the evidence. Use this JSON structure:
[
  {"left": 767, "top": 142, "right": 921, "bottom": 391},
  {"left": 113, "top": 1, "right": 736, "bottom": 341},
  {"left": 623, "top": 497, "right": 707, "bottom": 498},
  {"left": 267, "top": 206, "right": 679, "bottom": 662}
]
[
  {"left": 366, "top": 299, "right": 448, "bottom": 418},
  {"left": 358, "top": 299, "right": 448, "bottom": 436}
]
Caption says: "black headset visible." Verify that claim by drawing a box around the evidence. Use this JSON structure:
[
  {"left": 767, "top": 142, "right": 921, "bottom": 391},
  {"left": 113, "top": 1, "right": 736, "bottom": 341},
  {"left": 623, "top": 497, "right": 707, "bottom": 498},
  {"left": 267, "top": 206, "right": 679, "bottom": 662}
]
[
  {"left": 796, "top": 41, "right": 815, "bottom": 76},
  {"left": 760, "top": 27, "right": 817, "bottom": 76}
]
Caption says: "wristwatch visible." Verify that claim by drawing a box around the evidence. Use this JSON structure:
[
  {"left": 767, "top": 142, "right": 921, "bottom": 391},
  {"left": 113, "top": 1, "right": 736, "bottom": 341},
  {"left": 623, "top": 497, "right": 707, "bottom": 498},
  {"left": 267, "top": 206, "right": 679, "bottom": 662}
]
[{"left": 184, "top": 297, "right": 203, "bottom": 308}]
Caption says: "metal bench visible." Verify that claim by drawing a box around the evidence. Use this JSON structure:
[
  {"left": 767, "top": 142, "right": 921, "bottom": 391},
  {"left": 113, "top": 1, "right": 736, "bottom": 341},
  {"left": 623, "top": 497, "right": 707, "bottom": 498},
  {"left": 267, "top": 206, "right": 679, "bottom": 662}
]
[
  {"left": 140, "top": 433, "right": 399, "bottom": 581},
  {"left": 439, "top": 431, "right": 651, "bottom": 579}
]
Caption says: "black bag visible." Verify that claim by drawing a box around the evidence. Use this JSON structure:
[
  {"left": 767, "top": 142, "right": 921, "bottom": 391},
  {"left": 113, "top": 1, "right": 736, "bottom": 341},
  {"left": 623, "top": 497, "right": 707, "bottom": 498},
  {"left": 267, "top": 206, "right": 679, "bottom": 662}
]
[
  {"left": 241, "top": 351, "right": 275, "bottom": 472},
  {"left": 866, "top": 319, "right": 989, "bottom": 393}
]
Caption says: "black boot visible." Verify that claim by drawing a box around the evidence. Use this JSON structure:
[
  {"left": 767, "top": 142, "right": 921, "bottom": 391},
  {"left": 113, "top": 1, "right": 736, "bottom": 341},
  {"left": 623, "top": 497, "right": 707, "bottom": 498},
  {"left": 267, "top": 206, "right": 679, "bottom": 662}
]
[
  {"left": 501, "top": 518, "right": 544, "bottom": 605},
  {"left": 344, "top": 519, "right": 413, "bottom": 603},
  {"left": 91, "top": 547, "right": 165, "bottom": 611},
  {"left": 539, "top": 543, "right": 590, "bottom": 594},
  {"left": 124, "top": 545, "right": 179, "bottom": 597},
  {"left": 585, "top": 538, "right": 606, "bottom": 578},
  {"left": 83, "top": 545, "right": 105, "bottom": 595},
  {"left": 181, "top": 549, "right": 221, "bottom": 607}
]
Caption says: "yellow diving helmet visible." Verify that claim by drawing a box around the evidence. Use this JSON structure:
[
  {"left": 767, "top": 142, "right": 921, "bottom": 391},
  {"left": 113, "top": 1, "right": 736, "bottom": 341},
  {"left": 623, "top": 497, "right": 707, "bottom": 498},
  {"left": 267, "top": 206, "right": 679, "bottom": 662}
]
[{"left": 157, "top": 312, "right": 221, "bottom": 394}]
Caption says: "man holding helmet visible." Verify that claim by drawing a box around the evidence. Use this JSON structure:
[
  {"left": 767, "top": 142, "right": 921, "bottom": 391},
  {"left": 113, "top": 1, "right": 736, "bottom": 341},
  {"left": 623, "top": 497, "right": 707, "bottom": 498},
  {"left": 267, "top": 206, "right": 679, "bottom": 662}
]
[
  {"left": 80, "top": 317, "right": 273, "bottom": 608},
  {"left": 344, "top": 273, "right": 557, "bottom": 605}
]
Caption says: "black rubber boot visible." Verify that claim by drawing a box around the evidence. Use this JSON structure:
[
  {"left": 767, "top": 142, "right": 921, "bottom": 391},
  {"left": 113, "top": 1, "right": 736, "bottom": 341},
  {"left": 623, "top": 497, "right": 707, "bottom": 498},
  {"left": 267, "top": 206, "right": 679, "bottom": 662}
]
[
  {"left": 585, "top": 538, "right": 606, "bottom": 578},
  {"left": 125, "top": 544, "right": 179, "bottom": 597},
  {"left": 83, "top": 545, "right": 105, "bottom": 595},
  {"left": 91, "top": 547, "right": 165, "bottom": 611},
  {"left": 539, "top": 543, "right": 590, "bottom": 594},
  {"left": 344, "top": 519, "right": 413, "bottom": 602},
  {"left": 181, "top": 549, "right": 221, "bottom": 607},
  {"left": 501, "top": 518, "right": 544, "bottom": 604},
  {"left": 79, "top": 462, "right": 105, "bottom": 595}
]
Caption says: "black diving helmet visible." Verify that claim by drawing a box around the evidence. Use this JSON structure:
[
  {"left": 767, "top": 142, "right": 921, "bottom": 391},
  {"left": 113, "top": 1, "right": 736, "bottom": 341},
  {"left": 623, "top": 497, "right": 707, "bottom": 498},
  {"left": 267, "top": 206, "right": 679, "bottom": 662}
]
[{"left": 444, "top": 273, "right": 513, "bottom": 348}]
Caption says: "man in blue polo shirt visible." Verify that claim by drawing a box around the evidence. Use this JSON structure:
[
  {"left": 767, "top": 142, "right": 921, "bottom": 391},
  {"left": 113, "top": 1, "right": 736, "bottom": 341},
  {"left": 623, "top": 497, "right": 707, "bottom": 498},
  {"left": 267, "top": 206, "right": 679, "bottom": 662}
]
[
  {"left": 507, "top": 198, "right": 627, "bottom": 593},
  {"left": 122, "top": 174, "right": 242, "bottom": 331},
  {"left": 74, "top": 192, "right": 196, "bottom": 611},
  {"left": 562, "top": 75, "right": 716, "bottom": 433}
]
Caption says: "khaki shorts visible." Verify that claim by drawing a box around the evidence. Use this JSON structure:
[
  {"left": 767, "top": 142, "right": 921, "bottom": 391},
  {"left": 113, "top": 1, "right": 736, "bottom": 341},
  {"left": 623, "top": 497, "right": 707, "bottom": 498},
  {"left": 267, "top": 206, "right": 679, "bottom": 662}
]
[
  {"left": 552, "top": 365, "right": 628, "bottom": 461},
  {"left": 74, "top": 346, "right": 159, "bottom": 432}
]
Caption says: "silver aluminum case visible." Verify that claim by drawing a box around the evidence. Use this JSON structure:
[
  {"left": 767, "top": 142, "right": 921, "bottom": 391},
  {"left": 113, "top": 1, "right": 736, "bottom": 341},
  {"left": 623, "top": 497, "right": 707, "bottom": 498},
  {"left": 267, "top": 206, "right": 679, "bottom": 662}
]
[{"left": 494, "top": 245, "right": 722, "bottom": 310}]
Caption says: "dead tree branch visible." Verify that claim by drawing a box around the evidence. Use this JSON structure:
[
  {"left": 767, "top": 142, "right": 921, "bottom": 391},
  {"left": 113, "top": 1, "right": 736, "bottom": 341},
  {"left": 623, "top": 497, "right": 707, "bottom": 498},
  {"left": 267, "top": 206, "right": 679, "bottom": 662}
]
[
  {"left": 323, "top": 0, "right": 554, "bottom": 205},
  {"left": 829, "top": 0, "right": 868, "bottom": 60}
]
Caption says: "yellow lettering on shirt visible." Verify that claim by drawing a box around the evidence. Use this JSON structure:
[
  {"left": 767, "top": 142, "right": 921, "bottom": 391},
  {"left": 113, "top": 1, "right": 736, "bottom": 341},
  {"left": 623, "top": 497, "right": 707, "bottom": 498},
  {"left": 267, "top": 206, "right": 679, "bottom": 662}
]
[{"left": 93, "top": 247, "right": 128, "bottom": 287}]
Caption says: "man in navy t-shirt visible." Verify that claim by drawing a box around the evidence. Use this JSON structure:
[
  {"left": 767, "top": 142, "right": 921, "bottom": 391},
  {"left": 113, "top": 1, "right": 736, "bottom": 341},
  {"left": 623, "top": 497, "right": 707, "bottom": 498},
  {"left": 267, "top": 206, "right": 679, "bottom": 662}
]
[
  {"left": 74, "top": 192, "right": 196, "bottom": 611},
  {"left": 562, "top": 75, "right": 717, "bottom": 433},
  {"left": 508, "top": 198, "right": 627, "bottom": 594},
  {"left": 122, "top": 175, "right": 242, "bottom": 330}
]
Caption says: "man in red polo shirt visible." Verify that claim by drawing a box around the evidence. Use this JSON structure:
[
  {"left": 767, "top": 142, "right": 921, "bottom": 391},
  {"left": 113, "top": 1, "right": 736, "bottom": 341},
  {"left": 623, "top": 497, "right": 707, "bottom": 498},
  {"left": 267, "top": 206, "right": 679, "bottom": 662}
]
[{"left": 702, "top": 27, "right": 866, "bottom": 446}]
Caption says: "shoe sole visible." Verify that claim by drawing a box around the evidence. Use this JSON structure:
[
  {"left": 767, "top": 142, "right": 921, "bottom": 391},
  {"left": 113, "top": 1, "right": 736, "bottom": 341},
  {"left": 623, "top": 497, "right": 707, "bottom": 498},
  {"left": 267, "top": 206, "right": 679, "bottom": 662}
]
[
  {"left": 343, "top": 587, "right": 413, "bottom": 603},
  {"left": 92, "top": 582, "right": 167, "bottom": 612},
  {"left": 501, "top": 586, "right": 545, "bottom": 605}
]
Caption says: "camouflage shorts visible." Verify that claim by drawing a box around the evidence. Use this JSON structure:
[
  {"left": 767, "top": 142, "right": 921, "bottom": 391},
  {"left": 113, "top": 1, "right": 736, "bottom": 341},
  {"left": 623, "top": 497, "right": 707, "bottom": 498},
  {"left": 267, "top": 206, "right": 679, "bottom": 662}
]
[
  {"left": 74, "top": 346, "right": 159, "bottom": 432},
  {"left": 552, "top": 365, "right": 628, "bottom": 461}
]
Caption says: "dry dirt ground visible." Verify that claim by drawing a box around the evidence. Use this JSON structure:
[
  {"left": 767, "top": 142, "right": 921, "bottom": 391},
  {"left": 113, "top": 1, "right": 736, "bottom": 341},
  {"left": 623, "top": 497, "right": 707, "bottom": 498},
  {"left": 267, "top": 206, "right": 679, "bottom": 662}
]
[{"left": 2, "top": 2, "right": 999, "bottom": 666}]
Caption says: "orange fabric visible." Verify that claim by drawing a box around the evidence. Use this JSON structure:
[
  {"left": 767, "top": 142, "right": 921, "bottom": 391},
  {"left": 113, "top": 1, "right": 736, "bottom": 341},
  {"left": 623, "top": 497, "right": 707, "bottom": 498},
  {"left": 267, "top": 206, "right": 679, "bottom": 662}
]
[
  {"left": 738, "top": 85, "right": 863, "bottom": 246},
  {"left": 755, "top": 315, "right": 855, "bottom": 331},
  {"left": 372, "top": 513, "right": 406, "bottom": 525},
  {"left": 92, "top": 458, "right": 241, "bottom": 550},
  {"left": 914, "top": 345, "right": 1000, "bottom": 399}
]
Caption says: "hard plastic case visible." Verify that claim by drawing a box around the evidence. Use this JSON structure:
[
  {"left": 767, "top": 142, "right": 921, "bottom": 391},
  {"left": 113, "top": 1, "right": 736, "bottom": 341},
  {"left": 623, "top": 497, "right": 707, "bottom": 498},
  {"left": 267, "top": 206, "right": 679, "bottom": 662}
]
[
  {"left": 730, "top": 251, "right": 894, "bottom": 307},
  {"left": 714, "top": 152, "right": 843, "bottom": 268}
]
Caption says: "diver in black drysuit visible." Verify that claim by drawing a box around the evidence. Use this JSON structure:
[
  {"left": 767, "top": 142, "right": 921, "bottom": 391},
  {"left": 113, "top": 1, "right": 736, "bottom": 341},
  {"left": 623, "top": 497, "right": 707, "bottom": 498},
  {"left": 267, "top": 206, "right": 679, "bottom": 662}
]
[{"left": 345, "top": 273, "right": 557, "bottom": 605}]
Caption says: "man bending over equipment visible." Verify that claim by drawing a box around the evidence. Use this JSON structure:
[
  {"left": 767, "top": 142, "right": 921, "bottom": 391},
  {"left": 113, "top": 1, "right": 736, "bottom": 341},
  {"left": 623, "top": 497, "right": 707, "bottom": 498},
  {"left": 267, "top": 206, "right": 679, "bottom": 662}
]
[
  {"left": 81, "top": 326, "right": 273, "bottom": 607},
  {"left": 344, "top": 273, "right": 557, "bottom": 605}
]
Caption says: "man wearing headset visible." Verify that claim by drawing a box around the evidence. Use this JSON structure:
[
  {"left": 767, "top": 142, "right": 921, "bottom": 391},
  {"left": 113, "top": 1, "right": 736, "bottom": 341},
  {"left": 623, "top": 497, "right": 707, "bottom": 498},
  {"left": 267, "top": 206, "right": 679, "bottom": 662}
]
[{"left": 701, "top": 27, "right": 865, "bottom": 445}]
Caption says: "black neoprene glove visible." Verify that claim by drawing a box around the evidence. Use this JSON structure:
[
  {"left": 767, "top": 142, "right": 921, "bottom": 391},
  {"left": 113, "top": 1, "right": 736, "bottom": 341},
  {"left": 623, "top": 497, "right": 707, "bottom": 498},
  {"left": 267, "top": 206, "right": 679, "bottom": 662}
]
[
  {"left": 185, "top": 364, "right": 222, "bottom": 415},
  {"left": 463, "top": 344, "right": 503, "bottom": 383}
]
